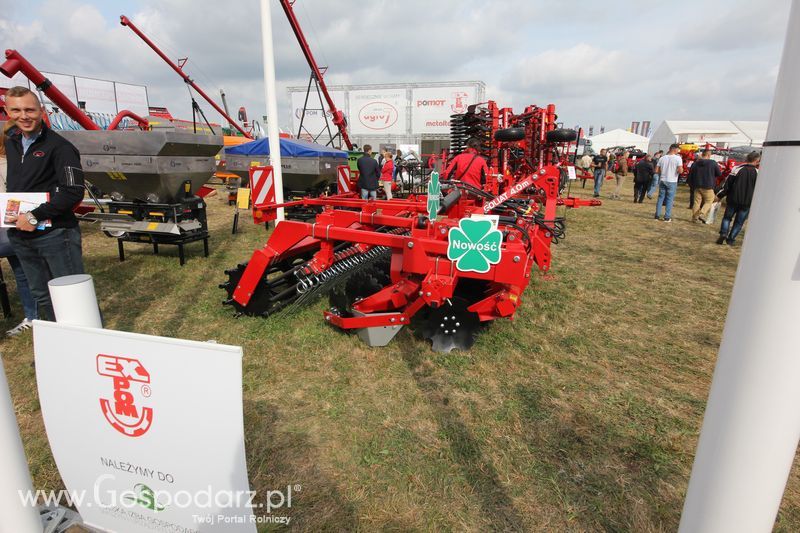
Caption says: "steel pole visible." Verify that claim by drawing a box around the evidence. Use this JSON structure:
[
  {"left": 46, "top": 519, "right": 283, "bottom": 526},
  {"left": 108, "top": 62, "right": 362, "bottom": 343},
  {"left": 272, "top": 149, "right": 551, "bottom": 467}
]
[
  {"left": 259, "top": 0, "right": 285, "bottom": 222},
  {"left": 0, "top": 358, "right": 41, "bottom": 533},
  {"left": 679, "top": 1, "right": 800, "bottom": 531}
]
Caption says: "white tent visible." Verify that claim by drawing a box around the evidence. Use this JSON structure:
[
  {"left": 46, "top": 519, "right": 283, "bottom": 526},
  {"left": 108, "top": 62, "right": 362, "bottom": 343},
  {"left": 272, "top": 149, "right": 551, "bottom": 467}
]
[
  {"left": 586, "top": 129, "right": 649, "bottom": 151},
  {"left": 649, "top": 120, "right": 767, "bottom": 153}
]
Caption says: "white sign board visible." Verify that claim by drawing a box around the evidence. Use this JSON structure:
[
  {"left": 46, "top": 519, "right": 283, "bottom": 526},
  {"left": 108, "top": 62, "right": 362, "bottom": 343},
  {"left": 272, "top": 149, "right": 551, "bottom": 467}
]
[
  {"left": 411, "top": 86, "right": 477, "bottom": 134},
  {"left": 289, "top": 90, "right": 346, "bottom": 139},
  {"left": 0, "top": 71, "right": 31, "bottom": 89},
  {"left": 40, "top": 72, "right": 78, "bottom": 107},
  {"left": 349, "top": 89, "right": 407, "bottom": 135},
  {"left": 75, "top": 76, "right": 117, "bottom": 114},
  {"left": 114, "top": 83, "right": 149, "bottom": 117},
  {"left": 34, "top": 322, "right": 256, "bottom": 533}
]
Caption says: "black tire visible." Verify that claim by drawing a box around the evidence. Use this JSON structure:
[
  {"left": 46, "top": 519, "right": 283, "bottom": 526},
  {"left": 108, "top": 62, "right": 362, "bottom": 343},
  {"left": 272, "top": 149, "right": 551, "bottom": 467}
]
[
  {"left": 494, "top": 127, "right": 526, "bottom": 142},
  {"left": 546, "top": 128, "right": 578, "bottom": 143}
]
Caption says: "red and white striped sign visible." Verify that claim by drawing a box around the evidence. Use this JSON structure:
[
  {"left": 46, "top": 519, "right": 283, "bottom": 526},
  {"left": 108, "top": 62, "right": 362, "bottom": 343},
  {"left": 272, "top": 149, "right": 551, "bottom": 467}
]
[
  {"left": 250, "top": 166, "right": 275, "bottom": 207},
  {"left": 337, "top": 165, "right": 353, "bottom": 194},
  {"left": 249, "top": 166, "right": 276, "bottom": 223}
]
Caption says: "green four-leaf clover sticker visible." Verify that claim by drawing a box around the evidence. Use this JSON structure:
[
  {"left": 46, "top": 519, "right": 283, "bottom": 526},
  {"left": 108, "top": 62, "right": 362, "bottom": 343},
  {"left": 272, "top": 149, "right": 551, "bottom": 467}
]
[
  {"left": 427, "top": 171, "right": 440, "bottom": 221},
  {"left": 447, "top": 218, "right": 503, "bottom": 273}
]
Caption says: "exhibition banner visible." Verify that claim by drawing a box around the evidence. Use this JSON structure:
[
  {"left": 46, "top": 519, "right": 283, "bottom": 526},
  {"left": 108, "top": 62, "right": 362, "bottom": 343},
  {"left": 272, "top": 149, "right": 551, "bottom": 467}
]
[
  {"left": 290, "top": 90, "right": 346, "bottom": 139},
  {"left": 114, "top": 82, "right": 149, "bottom": 117},
  {"left": 411, "top": 86, "right": 478, "bottom": 134},
  {"left": 40, "top": 72, "right": 79, "bottom": 106},
  {"left": 75, "top": 77, "right": 117, "bottom": 114},
  {"left": 349, "top": 89, "right": 407, "bottom": 135},
  {"left": 33, "top": 322, "right": 256, "bottom": 533}
]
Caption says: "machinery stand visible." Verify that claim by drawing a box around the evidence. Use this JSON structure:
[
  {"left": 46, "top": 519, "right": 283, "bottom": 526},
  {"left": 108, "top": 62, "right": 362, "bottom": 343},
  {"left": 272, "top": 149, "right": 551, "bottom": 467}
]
[{"left": 117, "top": 232, "right": 210, "bottom": 266}]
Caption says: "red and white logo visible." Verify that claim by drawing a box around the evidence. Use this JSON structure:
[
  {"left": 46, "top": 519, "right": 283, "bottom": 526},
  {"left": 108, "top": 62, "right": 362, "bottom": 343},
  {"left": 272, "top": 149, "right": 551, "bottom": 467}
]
[
  {"left": 451, "top": 92, "right": 469, "bottom": 114},
  {"left": 358, "top": 102, "right": 398, "bottom": 130},
  {"left": 97, "top": 355, "right": 153, "bottom": 437},
  {"left": 33, "top": 150, "right": 45, "bottom": 157}
]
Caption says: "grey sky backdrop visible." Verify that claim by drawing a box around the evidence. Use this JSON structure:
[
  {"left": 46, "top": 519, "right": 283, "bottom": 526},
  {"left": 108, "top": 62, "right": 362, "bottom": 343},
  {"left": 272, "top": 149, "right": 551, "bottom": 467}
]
[{"left": 0, "top": 0, "right": 792, "bottom": 134}]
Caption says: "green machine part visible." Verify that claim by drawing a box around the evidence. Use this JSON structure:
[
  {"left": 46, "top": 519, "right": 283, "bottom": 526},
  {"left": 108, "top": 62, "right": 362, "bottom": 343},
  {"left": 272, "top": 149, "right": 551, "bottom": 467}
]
[{"left": 348, "top": 151, "right": 364, "bottom": 172}]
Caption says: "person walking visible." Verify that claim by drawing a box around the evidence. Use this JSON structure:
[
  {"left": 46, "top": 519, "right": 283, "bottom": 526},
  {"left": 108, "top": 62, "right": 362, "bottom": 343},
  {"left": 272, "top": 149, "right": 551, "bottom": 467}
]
[
  {"left": 356, "top": 144, "right": 380, "bottom": 200},
  {"left": 380, "top": 150, "right": 394, "bottom": 200},
  {"left": 633, "top": 153, "right": 654, "bottom": 203},
  {"left": 647, "top": 150, "right": 663, "bottom": 199},
  {"left": 654, "top": 144, "right": 684, "bottom": 222},
  {"left": 3, "top": 86, "right": 87, "bottom": 322},
  {"left": 591, "top": 148, "right": 608, "bottom": 197},
  {"left": 611, "top": 150, "right": 630, "bottom": 199},
  {"left": 392, "top": 149, "right": 403, "bottom": 182},
  {"left": 0, "top": 120, "right": 37, "bottom": 335},
  {"left": 715, "top": 151, "right": 760, "bottom": 245},
  {"left": 689, "top": 149, "right": 721, "bottom": 223}
]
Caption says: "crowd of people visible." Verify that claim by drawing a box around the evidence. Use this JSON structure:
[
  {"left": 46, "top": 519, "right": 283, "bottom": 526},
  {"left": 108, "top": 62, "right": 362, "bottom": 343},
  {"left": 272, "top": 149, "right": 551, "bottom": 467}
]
[{"left": 579, "top": 143, "right": 760, "bottom": 246}]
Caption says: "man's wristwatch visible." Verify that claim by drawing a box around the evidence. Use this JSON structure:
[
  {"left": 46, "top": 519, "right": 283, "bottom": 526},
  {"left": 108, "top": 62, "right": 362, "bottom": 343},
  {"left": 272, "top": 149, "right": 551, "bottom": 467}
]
[{"left": 25, "top": 212, "right": 38, "bottom": 226}]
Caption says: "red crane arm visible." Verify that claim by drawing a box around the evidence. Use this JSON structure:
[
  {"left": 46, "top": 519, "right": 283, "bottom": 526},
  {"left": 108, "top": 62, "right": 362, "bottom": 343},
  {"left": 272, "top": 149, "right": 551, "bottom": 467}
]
[
  {"left": 278, "top": 0, "right": 352, "bottom": 149},
  {"left": 1, "top": 49, "right": 100, "bottom": 131},
  {"left": 120, "top": 15, "right": 252, "bottom": 139}
]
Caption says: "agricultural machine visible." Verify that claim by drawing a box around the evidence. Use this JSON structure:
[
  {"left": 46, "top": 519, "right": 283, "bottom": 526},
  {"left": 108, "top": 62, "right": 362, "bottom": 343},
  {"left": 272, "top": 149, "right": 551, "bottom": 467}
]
[
  {"left": 679, "top": 142, "right": 752, "bottom": 187},
  {"left": 221, "top": 101, "right": 600, "bottom": 351}
]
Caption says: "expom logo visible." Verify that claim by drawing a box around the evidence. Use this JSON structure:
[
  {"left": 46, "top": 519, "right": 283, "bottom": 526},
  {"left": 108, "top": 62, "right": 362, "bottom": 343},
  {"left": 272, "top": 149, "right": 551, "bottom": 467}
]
[
  {"left": 358, "top": 102, "right": 398, "bottom": 130},
  {"left": 97, "top": 355, "right": 154, "bottom": 438},
  {"left": 447, "top": 218, "right": 502, "bottom": 273}
]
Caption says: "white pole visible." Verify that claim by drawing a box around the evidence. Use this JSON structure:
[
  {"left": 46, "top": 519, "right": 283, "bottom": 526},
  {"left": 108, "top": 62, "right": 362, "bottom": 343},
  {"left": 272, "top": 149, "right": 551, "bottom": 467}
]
[
  {"left": 679, "top": 1, "right": 800, "bottom": 531},
  {"left": 259, "top": 0, "right": 285, "bottom": 223},
  {"left": 47, "top": 274, "right": 102, "bottom": 328},
  {"left": 0, "top": 358, "right": 42, "bottom": 533}
]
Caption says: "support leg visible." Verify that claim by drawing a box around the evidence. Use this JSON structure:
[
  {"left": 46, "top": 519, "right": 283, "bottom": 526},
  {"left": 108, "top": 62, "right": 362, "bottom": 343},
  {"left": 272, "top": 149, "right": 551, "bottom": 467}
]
[
  {"left": 178, "top": 244, "right": 185, "bottom": 266},
  {"left": 118, "top": 239, "right": 125, "bottom": 262}
]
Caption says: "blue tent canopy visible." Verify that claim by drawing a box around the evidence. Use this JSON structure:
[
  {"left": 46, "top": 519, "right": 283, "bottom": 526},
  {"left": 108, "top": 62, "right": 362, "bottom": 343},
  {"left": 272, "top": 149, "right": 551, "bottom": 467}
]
[{"left": 225, "top": 137, "right": 348, "bottom": 158}]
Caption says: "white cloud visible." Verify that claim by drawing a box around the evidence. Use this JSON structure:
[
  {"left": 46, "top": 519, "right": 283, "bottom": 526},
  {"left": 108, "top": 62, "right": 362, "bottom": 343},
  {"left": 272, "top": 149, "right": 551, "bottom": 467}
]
[
  {"left": 0, "top": 0, "right": 789, "bottom": 132},
  {"left": 512, "top": 44, "right": 627, "bottom": 98}
]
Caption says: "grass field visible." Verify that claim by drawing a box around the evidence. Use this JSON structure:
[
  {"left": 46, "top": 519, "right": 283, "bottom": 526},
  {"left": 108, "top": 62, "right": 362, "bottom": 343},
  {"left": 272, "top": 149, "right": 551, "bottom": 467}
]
[{"left": 2, "top": 180, "right": 799, "bottom": 532}]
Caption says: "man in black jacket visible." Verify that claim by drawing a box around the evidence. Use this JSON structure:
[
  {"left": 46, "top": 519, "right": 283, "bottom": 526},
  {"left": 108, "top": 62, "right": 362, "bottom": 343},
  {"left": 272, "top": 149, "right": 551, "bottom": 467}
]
[
  {"left": 688, "top": 149, "right": 721, "bottom": 223},
  {"left": 4, "top": 86, "right": 86, "bottom": 321},
  {"left": 633, "top": 154, "right": 654, "bottom": 203},
  {"left": 356, "top": 144, "right": 380, "bottom": 200},
  {"left": 716, "top": 151, "right": 760, "bottom": 246}
]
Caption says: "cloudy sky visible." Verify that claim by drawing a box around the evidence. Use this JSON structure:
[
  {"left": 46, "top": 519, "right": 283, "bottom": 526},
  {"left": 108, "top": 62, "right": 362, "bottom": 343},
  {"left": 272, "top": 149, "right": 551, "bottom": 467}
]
[{"left": 0, "top": 0, "right": 792, "bottom": 133}]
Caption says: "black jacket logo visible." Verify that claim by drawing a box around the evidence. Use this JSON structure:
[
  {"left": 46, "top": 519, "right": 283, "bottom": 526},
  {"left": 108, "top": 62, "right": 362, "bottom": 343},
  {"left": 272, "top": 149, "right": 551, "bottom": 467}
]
[{"left": 33, "top": 150, "right": 45, "bottom": 157}]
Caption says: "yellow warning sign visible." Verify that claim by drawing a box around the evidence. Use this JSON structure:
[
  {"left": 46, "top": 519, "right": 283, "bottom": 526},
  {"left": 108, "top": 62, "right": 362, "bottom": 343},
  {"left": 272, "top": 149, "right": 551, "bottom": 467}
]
[{"left": 237, "top": 188, "right": 251, "bottom": 209}]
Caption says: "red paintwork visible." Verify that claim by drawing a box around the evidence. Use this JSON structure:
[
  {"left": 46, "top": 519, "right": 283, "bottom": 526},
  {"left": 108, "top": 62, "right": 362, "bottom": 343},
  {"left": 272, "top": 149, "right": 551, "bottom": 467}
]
[{"left": 231, "top": 101, "right": 600, "bottom": 336}]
